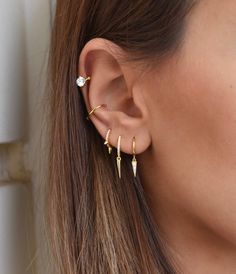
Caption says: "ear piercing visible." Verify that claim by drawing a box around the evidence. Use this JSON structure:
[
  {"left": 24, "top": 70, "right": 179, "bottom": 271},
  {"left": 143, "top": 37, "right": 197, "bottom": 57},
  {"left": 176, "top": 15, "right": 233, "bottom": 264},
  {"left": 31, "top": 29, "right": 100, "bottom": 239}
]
[
  {"left": 76, "top": 76, "right": 103, "bottom": 120},
  {"left": 104, "top": 129, "right": 112, "bottom": 154},
  {"left": 76, "top": 76, "right": 138, "bottom": 178},
  {"left": 76, "top": 75, "right": 91, "bottom": 87},
  {"left": 131, "top": 137, "right": 137, "bottom": 177},
  {"left": 86, "top": 105, "right": 138, "bottom": 179},
  {"left": 86, "top": 104, "right": 104, "bottom": 120},
  {"left": 116, "top": 135, "right": 122, "bottom": 179},
  {"left": 103, "top": 129, "right": 138, "bottom": 179}
]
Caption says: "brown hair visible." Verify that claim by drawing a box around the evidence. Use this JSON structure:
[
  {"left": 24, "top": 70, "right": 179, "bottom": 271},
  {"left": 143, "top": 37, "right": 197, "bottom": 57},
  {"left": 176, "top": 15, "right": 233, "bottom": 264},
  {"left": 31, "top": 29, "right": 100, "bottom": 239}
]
[{"left": 46, "top": 1, "right": 195, "bottom": 273}]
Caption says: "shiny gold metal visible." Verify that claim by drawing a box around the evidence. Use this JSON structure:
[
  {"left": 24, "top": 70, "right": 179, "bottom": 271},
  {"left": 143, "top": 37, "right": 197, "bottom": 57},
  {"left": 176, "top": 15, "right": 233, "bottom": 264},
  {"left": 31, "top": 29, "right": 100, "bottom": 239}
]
[
  {"left": 86, "top": 104, "right": 103, "bottom": 120},
  {"left": 104, "top": 129, "right": 112, "bottom": 154},
  {"left": 116, "top": 135, "right": 122, "bottom": 179},
  {"left": 131, "top": 136, "right": 137, "bottom": 177}
]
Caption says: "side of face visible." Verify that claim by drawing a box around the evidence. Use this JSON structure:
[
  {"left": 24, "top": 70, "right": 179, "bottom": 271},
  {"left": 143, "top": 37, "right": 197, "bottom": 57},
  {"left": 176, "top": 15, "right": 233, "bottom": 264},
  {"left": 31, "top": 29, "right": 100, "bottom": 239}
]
[
  {"left": 139, "top": 0, "right": 236, "bottom": 243},
  {"left": 78, "top": 0, "right": 236, "bottom": 246}
]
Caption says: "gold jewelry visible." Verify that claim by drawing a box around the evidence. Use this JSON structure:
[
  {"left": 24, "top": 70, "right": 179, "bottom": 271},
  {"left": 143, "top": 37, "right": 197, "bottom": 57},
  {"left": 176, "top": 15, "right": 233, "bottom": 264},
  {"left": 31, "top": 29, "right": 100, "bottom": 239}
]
[
  {"left": 116, "top": 135, "right": 122, "bottom": 179},
  {"left": 86, "top": 104, "right": 103, "bottom": 120},
  {"left": 131, "top": 136, "right": 137, "bottom": 177},
  {"left": 104, "top": 129, "right": 112, "bottom": 154},
  {"left": 76, "top": 76, "right": 91, "bottom": 87}
]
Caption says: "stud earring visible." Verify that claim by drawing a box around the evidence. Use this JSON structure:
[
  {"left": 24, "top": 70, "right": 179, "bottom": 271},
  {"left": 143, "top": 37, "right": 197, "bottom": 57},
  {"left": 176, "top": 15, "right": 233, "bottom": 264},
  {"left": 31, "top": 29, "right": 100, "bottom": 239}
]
[
  {"left": 131, "top": 136, "right": 137, "bottom": 177},
  {"left": 116, "top": 135, "right": 122, "bottom": 179},
  {"left": 86, "top": 104, "right": 104, "bottom": 120},
  {"left": 76, "top": 75, "right": 91, "bottom": 87},
  {"left": 104, "top": 129, "right": 112, "bottom": 154}
]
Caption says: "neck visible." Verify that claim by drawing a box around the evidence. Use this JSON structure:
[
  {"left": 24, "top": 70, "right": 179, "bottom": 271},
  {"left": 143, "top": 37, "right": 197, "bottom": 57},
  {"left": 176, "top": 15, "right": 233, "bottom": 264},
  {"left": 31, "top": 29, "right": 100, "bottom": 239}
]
[{"left": 138, "top": 149, "right": 236, "bottom": 274}]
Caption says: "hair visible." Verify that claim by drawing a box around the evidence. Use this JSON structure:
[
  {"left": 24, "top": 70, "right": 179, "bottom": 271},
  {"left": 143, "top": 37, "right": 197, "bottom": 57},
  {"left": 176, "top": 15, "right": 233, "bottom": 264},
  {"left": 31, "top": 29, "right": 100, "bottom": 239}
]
[{"left": 46, "top": 1, "right": 195, "bottom": 273}]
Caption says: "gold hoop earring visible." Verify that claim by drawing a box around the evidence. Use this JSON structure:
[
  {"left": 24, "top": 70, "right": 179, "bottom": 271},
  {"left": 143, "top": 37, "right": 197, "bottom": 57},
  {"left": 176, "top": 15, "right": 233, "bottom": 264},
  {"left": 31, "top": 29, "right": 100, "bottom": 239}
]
[
  {"left": 131, "top": 136, "right": 137, "bottom": 177},
  {"left": 86, "top": 104, "right": 103, "bottom": 120},
  {"left": 76, "top": 75, "right": 91, "bottom": 87},
  {"left": 104, "top": 129, "right": 112, "bottom": 154},
  {"left": 116, "top": 135, "right": 122, "bottom": 179}
]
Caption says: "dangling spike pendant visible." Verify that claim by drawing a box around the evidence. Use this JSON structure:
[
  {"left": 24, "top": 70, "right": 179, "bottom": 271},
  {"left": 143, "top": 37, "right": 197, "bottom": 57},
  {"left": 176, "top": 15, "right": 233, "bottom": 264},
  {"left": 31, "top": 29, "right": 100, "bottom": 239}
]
[
  {"left": 132, "top": 136, "right": 137, "bottom": 177},
  {"left": 116, "top": 136, "right": 122, "bottom": 179},
  {"left": 104, "top": 129, "right": 112, "bottom": 154}
]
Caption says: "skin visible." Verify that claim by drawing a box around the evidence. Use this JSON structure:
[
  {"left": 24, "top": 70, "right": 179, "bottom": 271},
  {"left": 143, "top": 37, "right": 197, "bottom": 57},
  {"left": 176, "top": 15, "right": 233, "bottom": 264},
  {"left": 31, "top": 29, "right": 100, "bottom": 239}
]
[{"left": 79, "top": 1, "right": 236, "bottom": 273}]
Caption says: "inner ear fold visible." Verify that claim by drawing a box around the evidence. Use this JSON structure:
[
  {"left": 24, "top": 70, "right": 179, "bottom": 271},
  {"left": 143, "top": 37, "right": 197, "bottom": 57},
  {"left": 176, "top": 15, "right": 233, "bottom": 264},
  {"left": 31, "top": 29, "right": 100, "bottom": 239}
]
[{"left": 85, "top": 49, "right": 131, "bottom": 114}]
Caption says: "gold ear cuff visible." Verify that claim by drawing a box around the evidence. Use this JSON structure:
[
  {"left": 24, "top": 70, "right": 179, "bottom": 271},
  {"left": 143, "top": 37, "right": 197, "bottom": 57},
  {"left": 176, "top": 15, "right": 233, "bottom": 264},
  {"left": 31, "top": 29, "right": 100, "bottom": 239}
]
[{"left": 86, "top": 104, "right": 104, "bottom": 120}]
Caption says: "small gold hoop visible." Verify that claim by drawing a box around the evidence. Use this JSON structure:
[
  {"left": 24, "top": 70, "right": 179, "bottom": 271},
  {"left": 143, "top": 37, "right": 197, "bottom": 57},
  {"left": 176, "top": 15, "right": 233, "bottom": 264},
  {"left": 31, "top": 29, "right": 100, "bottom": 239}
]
[
  {"left": 117, "top": 135, "right": 121, "bottom": 158},
  {"left": 104, "top": 128, "right": 112, "bottom": 154},
  {"left": 132, "top": 136, "right": 136, "bottom": 155}
]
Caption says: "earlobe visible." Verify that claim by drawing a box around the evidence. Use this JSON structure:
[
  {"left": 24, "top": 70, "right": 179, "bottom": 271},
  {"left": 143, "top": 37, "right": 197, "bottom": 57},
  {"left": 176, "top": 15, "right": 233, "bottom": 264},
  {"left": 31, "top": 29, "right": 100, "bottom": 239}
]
[{"left": 77, "top": 38, "right": 152, "bottom": 157}]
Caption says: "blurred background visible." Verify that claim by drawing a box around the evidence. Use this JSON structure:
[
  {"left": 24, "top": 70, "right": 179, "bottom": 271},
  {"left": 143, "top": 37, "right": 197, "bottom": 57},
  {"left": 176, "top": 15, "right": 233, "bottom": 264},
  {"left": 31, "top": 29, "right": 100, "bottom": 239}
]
[{"left": 0, "top": 0, "right": 55, "bottom": 273}]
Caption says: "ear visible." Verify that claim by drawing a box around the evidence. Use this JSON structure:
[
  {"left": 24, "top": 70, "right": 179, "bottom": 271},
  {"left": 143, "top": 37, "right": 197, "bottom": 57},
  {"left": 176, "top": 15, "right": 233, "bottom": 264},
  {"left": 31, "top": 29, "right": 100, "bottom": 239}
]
[{"left": 78, "top": 38, "right": 151, "bottom": 155}]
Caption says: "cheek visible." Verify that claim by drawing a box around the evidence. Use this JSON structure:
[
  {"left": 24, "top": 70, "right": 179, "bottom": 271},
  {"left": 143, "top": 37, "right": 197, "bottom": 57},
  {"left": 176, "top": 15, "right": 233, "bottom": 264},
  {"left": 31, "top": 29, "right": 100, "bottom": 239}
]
[
  {"left": 174, "top": 57, "right": 236, "bottom": 164},
  {"left": 148, "top": 56, "right": 236, "bottom": 242}
]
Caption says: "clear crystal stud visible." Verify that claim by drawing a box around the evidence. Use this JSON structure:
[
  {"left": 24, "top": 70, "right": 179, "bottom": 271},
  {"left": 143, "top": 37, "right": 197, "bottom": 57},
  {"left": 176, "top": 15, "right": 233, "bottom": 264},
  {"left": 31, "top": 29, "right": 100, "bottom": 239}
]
[{"left": 76, "top": 76, "right": 91, "bottom": 87}]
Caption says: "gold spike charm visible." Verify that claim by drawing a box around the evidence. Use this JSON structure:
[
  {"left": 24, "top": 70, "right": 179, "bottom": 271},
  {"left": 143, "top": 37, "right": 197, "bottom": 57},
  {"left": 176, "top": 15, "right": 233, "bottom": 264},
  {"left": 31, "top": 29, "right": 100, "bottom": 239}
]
[
  {"left": 104, "top": 129, "right": 112, "bottom": 154},
  {"left": 116, "top": 135, "right": 122, "bottom": 178},
  {"left": 132, "top": 137, "right": 137, "bottom": 177}
]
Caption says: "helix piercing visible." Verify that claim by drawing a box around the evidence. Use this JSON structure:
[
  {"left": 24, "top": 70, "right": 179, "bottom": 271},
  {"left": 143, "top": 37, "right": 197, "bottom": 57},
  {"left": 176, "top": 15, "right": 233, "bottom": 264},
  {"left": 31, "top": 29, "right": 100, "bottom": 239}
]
[
  {"left": 76, "top": 75, "right": 91, "bottom": 87},
  {"left": 116, "top": 135, "right": 122, "bottom": 179},
  {"left": 131, "top": 136, "right": 137, "bottom": 177},
  {"left": 104, "top": 129, "right": 112, "bottom": 154}
]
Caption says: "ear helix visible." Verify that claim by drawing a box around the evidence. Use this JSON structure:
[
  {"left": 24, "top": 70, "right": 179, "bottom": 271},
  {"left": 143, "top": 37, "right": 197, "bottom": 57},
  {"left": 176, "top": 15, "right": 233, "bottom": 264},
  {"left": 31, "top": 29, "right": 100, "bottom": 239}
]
[{"left": 76, "top": 75, "right": 106, "bottom": 120}]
